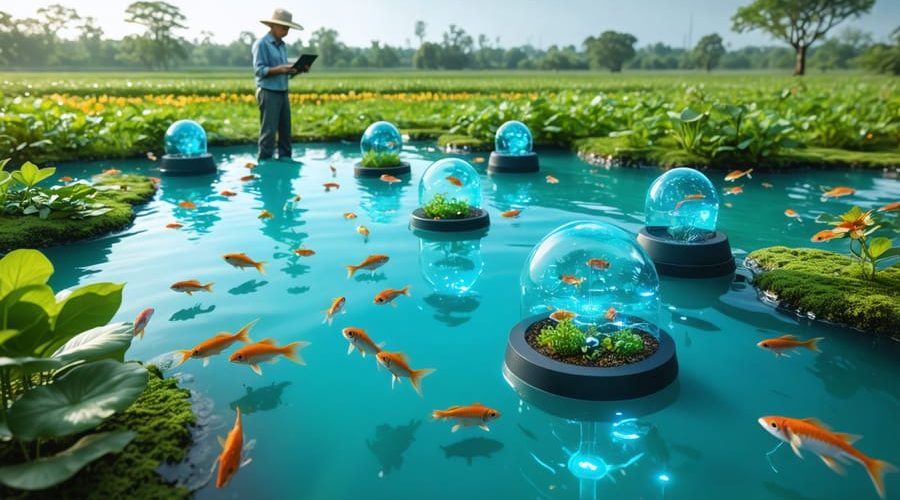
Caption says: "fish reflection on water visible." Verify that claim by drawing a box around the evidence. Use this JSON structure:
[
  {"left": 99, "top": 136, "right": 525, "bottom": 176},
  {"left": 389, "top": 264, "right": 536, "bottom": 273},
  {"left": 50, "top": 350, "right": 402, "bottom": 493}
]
[
  {"left": 169, "top": 303, "right": 216, "bottom": 322},
  {"left": 367, "top": 420, "right": 422, "bottom": 478},
  {"left": 229, "top": 381, "right": 292, "bottom": 415}
]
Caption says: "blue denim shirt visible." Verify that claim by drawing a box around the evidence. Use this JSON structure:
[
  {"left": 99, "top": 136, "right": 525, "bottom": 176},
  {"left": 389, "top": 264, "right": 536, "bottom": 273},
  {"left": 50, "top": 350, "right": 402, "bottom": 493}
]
[{"left": 252, "top": 32, "right": 289, "bottom": 91}]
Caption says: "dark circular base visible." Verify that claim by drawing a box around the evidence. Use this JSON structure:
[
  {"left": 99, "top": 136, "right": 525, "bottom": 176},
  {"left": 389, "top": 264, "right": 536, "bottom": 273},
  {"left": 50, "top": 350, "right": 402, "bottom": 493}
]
[
  {"left": 410, "top": 208, "right": 490, "bottom": 232},
  {"left": 637, "top": 227, "right": 736, "bottom": 278},
  {"left": 504, "top": 314, "right": 678, "bottom": 401},
  {"left": 488, "top": 152, "right": 539, "bottom": 173},
  {"left": 353, "top": 161, "right": 411, "bottom": 177},
  {"left": 158, "top": 154, "right": 217, "bottom": 176}
]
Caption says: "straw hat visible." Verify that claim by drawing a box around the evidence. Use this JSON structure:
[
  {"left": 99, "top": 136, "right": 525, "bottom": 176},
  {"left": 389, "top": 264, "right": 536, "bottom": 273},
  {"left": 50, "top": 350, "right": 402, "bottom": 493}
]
[{"left": 260, "top": 8, "right": 304, "bottom": 30}]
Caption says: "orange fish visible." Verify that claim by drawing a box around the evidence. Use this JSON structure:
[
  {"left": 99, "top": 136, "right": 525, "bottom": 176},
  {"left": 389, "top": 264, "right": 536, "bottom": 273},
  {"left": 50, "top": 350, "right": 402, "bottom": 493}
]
[
  {"left": 343, "top": 212, "right": 357, "bottom": 220},
  {"left": 374, "top": 285, "right": 411, "bottom": 306},
  {"left": 342, "top": 327, "right": 385, "bottom": 359},
  {"left": 240, "top": 174, "right": 256, "bottom": 182},
  {"left": 432, "top": 403, "right": 501, "bottom": 433},
  {"left": 724, "top": 168, "right": 753, "bottom": 182},
  {"left": 101, "top": 168, "right": 121, "bottom": 176},
  {"left": 811, "top": 229, "right": 843, "bottom": 242},
  {"left": 586, "top": 258, "right": 611, "bottom": 270},
  {"left": 59, "top": 176, "right": 74, "bottom": 183},
  {"left": 549, "top": 309, "right": 577, "bottom": 322},
  {"left": 501, "top": 209, "right": 521, "bottom": 218},
  {"left": 472, "top": 157, "right": 486, "bottom": 164},
  {"left": 146, "top": 152, "right": 157, "bottom": 161},
  {"left": 674, "top": 193, "right": 705, "bottom": 210},
  {"left": 323, "top": 296, "right": 346, "bottom": 325},
  {"left": 545, "top": 175, "right": 559, "bottom": 184},
  {"left": 784, "top": 208, "right": 801, "bottom": 219},
  {"left": 822, "top": 186, "right": 855, "bottom": 199},
  {"left": 724, "top": 186, "right": 743, "bottom": 196},
  {"left": 229, "top": 338, "right": 310, "bottom": 375},
  {"left": 223, "top": 252, "right": 266, "bottom": 274},
  {"left": 346, "top": 254, "right": 389, "bottom": 278},
  {"left": 560, "top": 275, "right": 585, "bottom": 287},
  {"left": 215, "top": 407, "right": 249, "bottom": 489},
  {"left": 446, "top": 175, "right": 463, "bottom": 187},
  {"left": 757, "top": 334, "right": 823, "bottom": 357},
  {"left": 149, "top": 177, "right": 161, "bottom": 185},
  {"left": 380, "top": 174, "right": 401, "bottom": 184},
  {"left": 133, "top": 307, "right": 154, "bottom": 339},
  {"left": 758, "top": 416, "right": 896, "bottom": 499},
  {"left": 170, "top": 279, "right": 214, "bottom": 295},
  {"left": 293, "top": 248, "right": 315, "bottom": 257},
  {"left": 329, "top": 165, "right": 337, "bottom": 174},
  {"left": 375, "top": 351, "right": 436, "bottom": 397},
  {"left": 761, "top": 182, "right": 774, "bottom": 189},
  {"left": 220, "top": 190, "right": 237, "bottom": 197},
  {"left": 357, "top": 225, "right": 370, "bottom": 239},
  {"left": 166, "top": 223, "right": 183, "bottom": 229},
  {"left": 323, "top": 182, "right": 340, "bottom": 191},
  {"left": 258, "top": 210, "right": 273, "bottom": 219},
  {"left": 244, "top": 162, "right": 257, "bottom": 169},
  {"left": 877, "top": 201, "right": 900, "bottom": 212},
  {"left": 176, "top": 319, "right": 255, "bottom": 367},
  {"left": 178, "top": 200, "right": 197, "bottom": 209},
  {"left": 723, "top": 202, "right": 733, "bottom": 208},
  {"left": 605, "top": 306, "right": 617, "bottom": 321}
]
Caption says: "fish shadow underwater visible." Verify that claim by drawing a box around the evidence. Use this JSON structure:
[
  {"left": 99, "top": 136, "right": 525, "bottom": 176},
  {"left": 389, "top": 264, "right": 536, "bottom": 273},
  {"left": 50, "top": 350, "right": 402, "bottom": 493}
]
[
  {"left": 169, "top": 303, "right": 216, "bottom": 322},
  {"left": 440, "top": 437, "right": 505, "bottom": 465},
  {"left": 367, "top": 420, "right": 422, "bottom": 477},
  {"left": 228, "top": 381, "right": 291, "bottom": 415}
]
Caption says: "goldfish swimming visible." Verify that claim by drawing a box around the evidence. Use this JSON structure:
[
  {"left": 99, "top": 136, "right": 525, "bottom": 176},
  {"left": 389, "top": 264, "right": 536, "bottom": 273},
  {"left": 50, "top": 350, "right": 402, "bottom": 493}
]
[
  {"left": 822, "top": 186, "right": 856, "bottom": 199},
  {"left": 724, "top": 168, "right": 753, "bottom": 182},
  {"left": 178, "top": 200, "right": 197, "bottom": 209},
  {"left": 176, "top": 319, "right": 255, "bottom": 367},
  {"left": 146, "top": 152, "right": 157, "bottom": 161},
  {"left": 545, "top": 175, "right": 559, "bottom": 184},
  {"left": 605, "top": 306, "right": 617, "bottom": 321},
  {"left": 223, "top": 252, "right": 266, "bottom": 274},
  {"left": 220, "top": 190, "right": 237, "bottom": 197},
  {"left": 343, "top": 212, "right": 357, "bottom": 220},
  {"left": 244, "top": 162, "right": 257, "bottom": 169},
  {"left": 166, "top": 223, "right": 183, "bottom": 229},
  {"left": 761, "top": 182, "right": 774, "bottom": 189},
  {"left": 323, "top": 296, "right": 346, "bottom": 325},
  {"left": 549, "top": 309, "right": 577, "bottom": 322},
  {"left": 586, "top": 258, "right": 611, "bottom": 270},
  {"left": 101, "top": 168, "right": 121, "bottom": 176},
  {"left": 346, "top": 254, "right": 389, "bottom": 278},
  {"left": 784, "top": 208, "right": 801, "bottom": 219},
  {"left": 59, "top": 176, "right": 74, "bottom": 183},
  {"left": 375, "top": 351, "right": 435, "bottom": 397},
  {"left": 170, "top": 280, "right": 214, "bottom": 295},
  {"left": 240, "top": 174, "right": 256, "bottom": 182},
  {"left": 374, "top": 286, "right": 411, "bottom": 306},
  {"left": 342, "top": 327, "right": 384, "bottom": 359},
  {"left": 724, "top": 186, "right": 743, "bottom": 196},
  {"left": 446, "top": 175, "right": 463, "bottom": 187},
  {"left": 674, "top": 193, "right": 705, "bottom": 210},
  {"left": 877, "top": 201, "right": 900, "bottom": 212},
  {"left": 811, "top": 229, "right": 842, "bottom": 242},
  {"left": 229, "top": 338, "right": 310, "bottom": 375},
  {"left": 501, "top": 209, "right": 521, "bottom": 218},
  {"left": 560, "top": 275, "right": 585, "bottom": 287},
  {"left": 472, "top": 157, "right": 486, "bottom": 163},
  {"left": 757, "top": 334, "right": 822, "bottom": 357},
  {"left": 293, "top": 248, "right": 315, "bottom": 257},
  {"left": 357, "top": 225, "right": 370, "bottom": 239},
  {"left": 133, "top": 308, "right": 154, "bottom": 339},
  {"left": 258, "top": 210, "right": 273, "bottom": 219},
  {"left": 432, "top": 403, "right": 501, "bottom": 433},
  {"left": 380, "top": 174, "right": 401, "bottom": 184},
  {"left": 758, "top": 415, "right": 896, "bottom": 499},
  {"left": 215, "top": 407, "right": 251, "bottom": 489},
  {"left": 323, "top": 182, "right": 340, "bottom": 191}
]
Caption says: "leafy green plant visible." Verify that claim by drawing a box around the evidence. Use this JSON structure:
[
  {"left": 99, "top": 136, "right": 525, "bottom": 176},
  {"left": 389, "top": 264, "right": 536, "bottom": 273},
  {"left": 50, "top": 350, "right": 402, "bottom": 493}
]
[
  {"left": 421, "top": 193, "right": 473, "bottom": 219},
  {"left": 361, "top": 150, "right": 401, "bottom": 168},
  {"left": 667, "top": 108, "right": 711, "bottom": 156},
  {"left": 0, "top": 160, "right": 112, "bottom": 220},
  {"left": 538, "top": 319, "right": 585, "bottom": 356},
  {"left": 594, "top": 328, "right": 645, "bottom": 357},
  {"left": 813, "top": 206, "right": 899, "bottom": 280}
]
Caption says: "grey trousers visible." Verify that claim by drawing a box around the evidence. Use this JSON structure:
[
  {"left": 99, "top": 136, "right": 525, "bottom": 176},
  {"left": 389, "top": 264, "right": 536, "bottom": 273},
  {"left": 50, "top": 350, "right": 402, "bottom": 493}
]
[{"left": 256, "top": 88, "right": 292, "bottom": 160}]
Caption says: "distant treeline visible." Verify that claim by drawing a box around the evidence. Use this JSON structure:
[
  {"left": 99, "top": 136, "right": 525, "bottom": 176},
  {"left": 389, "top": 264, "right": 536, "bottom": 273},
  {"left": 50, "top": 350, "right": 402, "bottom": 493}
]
[{"left": 0, "top": 3, "right": 897, "bottom": 74}]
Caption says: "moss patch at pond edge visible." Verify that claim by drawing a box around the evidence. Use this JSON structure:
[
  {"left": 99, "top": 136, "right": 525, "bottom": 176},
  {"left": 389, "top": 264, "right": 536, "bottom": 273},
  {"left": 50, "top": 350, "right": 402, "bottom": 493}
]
[
  {"left": 746, "top": 246, "right": 900, "bottom": 338},
  {"left": 0, "top": 364, "right": 196, "bottom": 500},
  {"left": 0, "top": 175, "right": 157, "bottom": 253}
]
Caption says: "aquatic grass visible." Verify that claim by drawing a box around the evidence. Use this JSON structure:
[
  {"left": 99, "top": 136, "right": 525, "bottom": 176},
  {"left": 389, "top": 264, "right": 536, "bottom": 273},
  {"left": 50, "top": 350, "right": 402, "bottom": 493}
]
[
  {"left": 421, "top": 194, "right": 473, "bottom": 220},
  {"left": 537, "top": 319, "right": 585, "bottom": 356},
  {"left": 360, "top": 151, "right": 402, "bottom": 168}
]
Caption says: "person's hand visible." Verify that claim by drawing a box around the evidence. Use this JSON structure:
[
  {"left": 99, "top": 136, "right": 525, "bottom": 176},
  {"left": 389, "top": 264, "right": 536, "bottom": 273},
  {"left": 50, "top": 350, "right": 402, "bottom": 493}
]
[{"left": 274, "top": 64, "right": 298, "bottom": 75}]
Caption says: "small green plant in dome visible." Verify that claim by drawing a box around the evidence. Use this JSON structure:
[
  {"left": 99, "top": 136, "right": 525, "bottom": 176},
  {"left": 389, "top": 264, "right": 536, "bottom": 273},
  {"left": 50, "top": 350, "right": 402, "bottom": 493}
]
[
  {"left": 360, "top": 150, "right": 401, "bottom": 168},
  {"left": 537, "top": 319, "right": 585, "bottom": 356},
  {"left": 421, "top": 193, "right": 473, "bottom": 220},
  {"left": 600, "top": 328, "right": 645, "bottom": 356}
]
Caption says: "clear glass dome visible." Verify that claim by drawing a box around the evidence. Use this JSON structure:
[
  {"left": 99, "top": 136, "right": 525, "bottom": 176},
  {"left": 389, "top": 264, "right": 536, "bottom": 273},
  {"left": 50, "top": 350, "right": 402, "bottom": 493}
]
[
  {"left": 418, "top": 158, "right": 482, "bottom": 212},
  {"left": 418, "top": 233, "right": 484, "bottom": 295},
  {"left": 360, "top": 121, "right": 402, "bottom": 156},
  {"left": 164, "top": 120, "right": 208, "bottom": 157},
  {"left": 495, "top": 120, "right": 533, "bottom": 156},
  {"left": 644, "top": 167, "right": 719, "bottom": 242},
  {"left": 521, "top": 221, "right": 660, "bottom": 336}
]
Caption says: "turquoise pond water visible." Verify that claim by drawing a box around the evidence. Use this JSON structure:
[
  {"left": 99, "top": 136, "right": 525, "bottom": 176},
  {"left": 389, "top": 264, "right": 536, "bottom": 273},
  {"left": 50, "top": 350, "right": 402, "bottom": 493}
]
[{"left": 44, "top": 143, "right": 898, "bottom": 499}]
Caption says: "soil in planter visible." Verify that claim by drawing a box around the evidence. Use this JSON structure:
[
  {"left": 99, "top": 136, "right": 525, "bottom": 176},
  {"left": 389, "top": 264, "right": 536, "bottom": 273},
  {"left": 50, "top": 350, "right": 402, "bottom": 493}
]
[{"left": 525, "top": 318, "right": 660, "bottom": 368}]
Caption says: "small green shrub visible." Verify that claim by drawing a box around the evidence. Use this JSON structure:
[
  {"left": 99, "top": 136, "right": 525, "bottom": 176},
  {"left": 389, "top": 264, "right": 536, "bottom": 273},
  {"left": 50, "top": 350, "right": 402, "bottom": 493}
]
[
  {"left": 421, "top": 193, "right": 472, "bottom": 219},
  {"left": 602, "top": 328, "right": 645, "bottom": 356},
  {"left": 1, "top": 159, "right": 112, "bottom": 220},
  {"left": 538, "top": 319, "right": 585, "bottom": 356},
  {"left": 361, "top": 150, "right": 401, "bottom": 168}
]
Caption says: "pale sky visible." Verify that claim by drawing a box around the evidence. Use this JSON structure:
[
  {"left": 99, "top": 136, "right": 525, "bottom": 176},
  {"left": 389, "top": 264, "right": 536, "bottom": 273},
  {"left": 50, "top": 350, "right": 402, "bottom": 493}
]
[{"left": 5, "top": 0, "right": 899, "bottom": 49}]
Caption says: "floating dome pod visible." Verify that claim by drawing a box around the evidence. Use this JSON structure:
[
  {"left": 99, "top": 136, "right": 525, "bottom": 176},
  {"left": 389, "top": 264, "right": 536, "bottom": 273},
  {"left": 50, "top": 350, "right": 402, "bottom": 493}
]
[
  {"left": 506, "top": 221, "right": 678, "bottom": 401},
  {"left": 159, "top": 120, "right": 216, "bottom": 175},
  {"left": 488, "top": 120, "right": 540, "bottom": 173},
  {"left": 636, "top": 168, "right": 736, "bottom": 278},
  {"left": 355, "top": 121, "right": 410, "bottom": 177},
  {"left": 410, "top": 158, "right": 490, "bottom": 232}
]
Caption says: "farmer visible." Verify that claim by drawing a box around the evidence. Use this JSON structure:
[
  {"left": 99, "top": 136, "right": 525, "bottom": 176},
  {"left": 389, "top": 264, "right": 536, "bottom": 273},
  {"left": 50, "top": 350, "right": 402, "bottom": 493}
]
[{"left": 252, "top": 8, "right": 304, "bottom": 161}]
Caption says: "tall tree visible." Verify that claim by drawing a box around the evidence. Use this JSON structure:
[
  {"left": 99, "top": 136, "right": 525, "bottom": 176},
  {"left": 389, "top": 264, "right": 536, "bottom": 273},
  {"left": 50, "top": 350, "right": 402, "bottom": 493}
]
[
  {"left": 413, "top": 42, "right": 441, "bottom": 69},
  {"left": 309, "top": 28, "right": 344, "bottom": 67},
  {"left": 857, "top": 26, "right": 900, "bottom": 75},
  {"left": 440, "top": 24, "right": 473, "bottom": 69},
  {"left": 693, "top": 33, "right": 726, "bottom": 71},
  {"left": 414, "top": 20, "right": 426, "bottom": 46},
  {"left": 124, "top": 1, "right": 187, "bottom": 70},
  {"left": 0, "top": 11, "right": 18, "bottom": 65},
  {"left": 731, "top": 0, "right": 875, "bottom": 76},
  {"left": 583, "top": 31, "right": 637, "bottom": 72}
]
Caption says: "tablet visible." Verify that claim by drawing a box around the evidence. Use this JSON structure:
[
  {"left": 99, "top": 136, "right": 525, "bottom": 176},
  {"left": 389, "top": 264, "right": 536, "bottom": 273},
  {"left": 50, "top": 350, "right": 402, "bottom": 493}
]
[{"left": 291, "top": 54, "right": 318, "bottom": 77}]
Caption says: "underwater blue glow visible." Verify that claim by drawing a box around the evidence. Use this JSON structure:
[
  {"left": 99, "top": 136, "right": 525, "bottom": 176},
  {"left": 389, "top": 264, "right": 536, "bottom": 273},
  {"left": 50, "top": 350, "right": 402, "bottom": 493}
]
[
  {"left": 567, "top": 453, "right": 609, "bottom": 480},
  {"left": 658, "top": 473, "right": 671, "bottom": 482},
  {"left": 645, "top": 167, "right": 719, "bottom": 242},
  {"left": 418, "top": 234, "right": 484, "bottom": 295},
  {"left": 521, "top": 221, "right": 660, "bottom": 332},
  {"left": 360, "top": 121, "right": 403, "bottom": 156},
  {"left": 495, "top": 120, "right": 533, "bottom": 155},
  {"left": 164, "top": 120, "right": 208, "bottom": 157},
  {"left": 418, "top": 158, "right": 482, "bottom": 209}
]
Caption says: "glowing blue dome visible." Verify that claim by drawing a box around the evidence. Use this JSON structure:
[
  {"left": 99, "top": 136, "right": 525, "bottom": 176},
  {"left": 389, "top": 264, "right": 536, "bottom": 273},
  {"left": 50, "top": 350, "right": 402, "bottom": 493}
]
[
  {"left": 521, "top": 221, "right": 660, "bottom": 334},
  {"left": 164, "top": 120, "right": 207, "bottom": 157},
  {"left": 419, "top": 158, "right": 482, "bottom": 214},
  {"left": 495, "top": 120, "right": 533, "bottom": 156},
  {"left": 645, "top": 168, "right": 719, "bottom": 242},
  {"left": 419, "top": 235, "right": 484, "bottom": 295},
  {"left": 360, "top": 121, "right": 402, "bottom": 156}
]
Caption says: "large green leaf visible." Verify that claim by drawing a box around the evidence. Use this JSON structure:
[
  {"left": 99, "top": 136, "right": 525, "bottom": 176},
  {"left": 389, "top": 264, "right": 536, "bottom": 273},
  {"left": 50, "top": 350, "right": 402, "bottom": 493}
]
[
  {"left": 7, "top": 360, "right": 147, "bottom": 440},
  {"left": 0, "top": 431, "right": 135, "bottom": 490},
  {"left": 51, "top": 323, "right": 133, "bottom": 366},
  {"left": 0, "top": 285, "right": 55, "bottom": 357},
  {"left": 868, "top": 237, "right": 892, "bottom": 259},
  {"left": 44, "top": 283, "right": 124, "bottom": 356},
  {"left": 0, "top": 249, "right": 54, "bottom": 301},
  {"left": 0, "top": 356, "right": 63, "bottom": 374}
]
